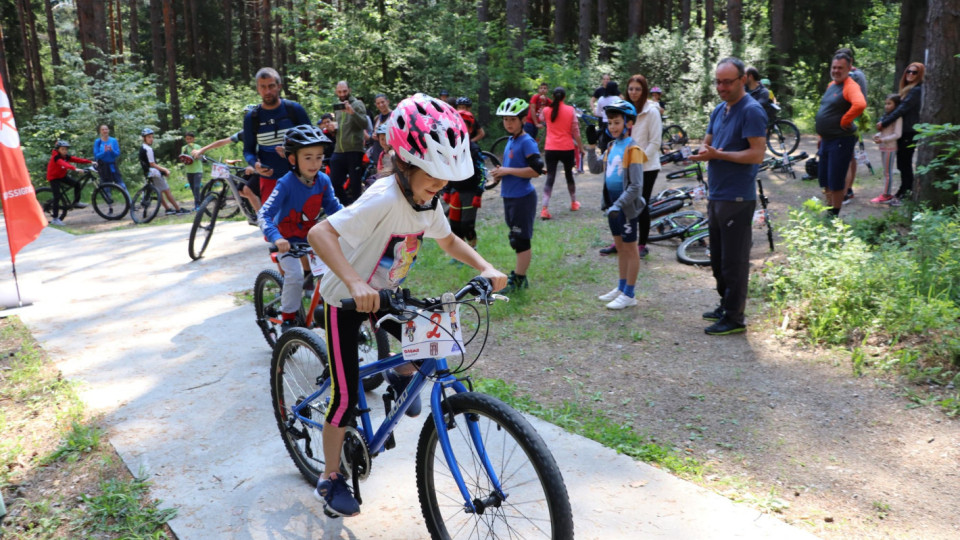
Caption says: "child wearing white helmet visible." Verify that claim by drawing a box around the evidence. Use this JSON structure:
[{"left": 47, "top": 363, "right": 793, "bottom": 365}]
[{"left": 306, "top": 93, "right": 507, "bottom": 519}]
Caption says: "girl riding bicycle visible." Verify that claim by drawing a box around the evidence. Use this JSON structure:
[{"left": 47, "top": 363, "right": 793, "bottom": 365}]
[{"left": 307, "top": 93, "right": 507, "bottom": 518}]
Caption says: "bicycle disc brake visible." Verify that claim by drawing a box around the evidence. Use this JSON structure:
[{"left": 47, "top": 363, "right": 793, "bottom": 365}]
[{"left": 340, "top": 426, "right": 371, "bottom": 481}]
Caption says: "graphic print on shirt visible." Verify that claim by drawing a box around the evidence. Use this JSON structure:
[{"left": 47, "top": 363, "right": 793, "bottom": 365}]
[
  {"left": 276, "top": 193, "right": 329, "bottom": 240},
  {"left": 606, "top": 154, "right": 623, "bottom": 181},
  {"left": 368, "top": 232, "right": 424, "bottom": 290}
]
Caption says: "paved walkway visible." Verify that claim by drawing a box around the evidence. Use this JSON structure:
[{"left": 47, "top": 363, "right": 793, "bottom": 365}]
[{"left": 2, "top": 220, "right": 818, "bottom": 539}]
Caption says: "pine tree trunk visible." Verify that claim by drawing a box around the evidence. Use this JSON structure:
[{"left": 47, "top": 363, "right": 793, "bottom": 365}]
[
  {"left": 76, "top": 0, "right": 104, "bottom": 76},
  {"left": 263, "top": 0, "right": 274, "bottom": 68},
  {"left": 109, "top": 1, "right": 118, "bottom": 57},
  {"left": 770, "top": 0, "right": 787, "bottom": 60},
  {"left": 240, "top": 0, "right": 250, "bottom": 80},
  {"left": 0, "top": 24, "right": 12, "bottom": 108},
  {"left": 251, "top": 0, "right": 263, "bottom": 69},
  {"left": 727, "top": 0, "right": 742, "bottom": 53},
  {"left": 149, "top": 0, "right": 168, "bottom": 130},
  {"left": 44, "top": 0, "right": 61, "bottom": 68},
  {"left": 553, "top": 0, "right": 567, "bottom": 44},
  {"left": 914, "top": 0, "right": 959, "bottom": 207},
  {"left": 628, "top": 0, "right": 642, "bottom": 38},
  {"left": 16, "top": 0, "right": 37, "bottom": 110},
  {"left": 181, "top": 0, "right": 194, "bottom": 77},
  {"left": 597, "top": 0, "right": 608, "bottom": 42},
  {"left": 222, "top": 0, "right": 233, "bottom": 79},
  {"left": 505, "top": 0, "right": 525, "bottom": 95},
  {"left": 92, "top": 0, "right": 109, "bottom": 57},
  {"left": 115, "top": 0, "right": 125, "bottom": 57},
  {"left": 895, "top": 0, "right": 928, "bottom": 93},
  {"left": 477, "top": 0, "right": 491, "bottom": 127},
  {"left": 680, "top": 0, "right": 691, "bottom": 33},
  {"left": 24, "top": 0, "right": 46, "bottom": 103},
  {"left": 129, "top": 0, "right": 140, "bottom": 63},
  {"left": 162, "top": 0, "right": 181, "bottom": 129},
  {"left": 579, "top": 0, "right": 592, "bottom": 64},
  {"left": 705, "top": 0, "right": 714, "bottom": 38}
]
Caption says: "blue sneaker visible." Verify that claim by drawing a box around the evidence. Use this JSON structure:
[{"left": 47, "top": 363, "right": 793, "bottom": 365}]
[
  {"left": 314, "top": 473, "right": 360, "bottom": 517},
  {"left": 385, "top": 369, "right": 421, "bottom": 417}
]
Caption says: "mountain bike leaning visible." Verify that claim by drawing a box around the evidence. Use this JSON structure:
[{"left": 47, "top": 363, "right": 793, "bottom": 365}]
[{"left": 270, "top": 276, "right": 574, "bottom": 538}]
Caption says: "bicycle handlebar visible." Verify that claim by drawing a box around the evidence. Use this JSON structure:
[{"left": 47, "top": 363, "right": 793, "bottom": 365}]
[
  {"left": 269, "top": 243, "right": 314, "bottom": 259},
  {"left": 339, "top": 276, "right": 498, "bottom": 313}
]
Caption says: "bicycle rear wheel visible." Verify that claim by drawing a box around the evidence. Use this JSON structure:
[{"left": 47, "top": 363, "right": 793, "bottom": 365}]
[
  {"left": 91, "top": 183, "right": 130, "bottom": 221},
  {"left": 662, "top": 124, "right": 688, "bottom": 151},
  {"left": 766, "top": 120, "right": 801, "bottom": 157},
  {"left": 677, "top": 230, "right": 712, "bottom": 266},
  {"left": 416, "top": 392, "right": 574, "bottom": 540},
  {"left": 34, "top": 187, "right": 55, "bottom": 216},
  {"left": 188, "top": 194, "right": 221, "bottom": 260},
  {"left": 271, "top": 328, "right": 331, "bottom": 487},
  {"left": 489, "top": 135, "right": 509, "bottom": 157},
  {"left": 480, "top": 151, "right": 501, "bottom": 192},
  {"left": 131, "top": 185, "right": 161, "bottom": 224},
  {"left": 649, "top": 210, "right": 705, "bottom": 242}
]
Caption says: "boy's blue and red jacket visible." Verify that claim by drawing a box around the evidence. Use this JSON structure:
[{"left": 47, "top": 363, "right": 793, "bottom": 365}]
[{"left": 257, "top": 170, "right": 343, "bottom": 243}]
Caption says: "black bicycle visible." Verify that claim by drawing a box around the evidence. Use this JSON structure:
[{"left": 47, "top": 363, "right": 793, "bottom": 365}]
[
  {"left": 765, "top": 104, "right": 801, "bottom": 157},
  {"left": 188, "top": 157, "right": 258, "bottom": 260},
  {"left": 661, "top": 123, "right": 688, "bottom": 153},
  {"left": 130, "top": 177, "right": 164, "bottom": 224},
  {"left": 35, "top": 166, "right": 131, "bottom": 221},
  {"left": 758, "top": 150, "right": 809, "bottom": 180}
]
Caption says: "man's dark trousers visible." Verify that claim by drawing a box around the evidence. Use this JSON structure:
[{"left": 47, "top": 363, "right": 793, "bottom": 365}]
[
  {"left": 707, "top": 199, "right": 756, "bottom": 325},
  {"left": 330, "top": 151, "right": 365, "bottom": 205}
]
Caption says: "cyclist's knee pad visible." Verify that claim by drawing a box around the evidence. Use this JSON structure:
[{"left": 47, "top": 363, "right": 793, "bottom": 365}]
[{"left": 508, "top": 234, "right": 530, "bottom": 253}]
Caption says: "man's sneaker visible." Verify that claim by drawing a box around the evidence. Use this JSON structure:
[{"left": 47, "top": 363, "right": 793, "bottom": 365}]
[
  {"left": 502, "top": 271, "right": 529, "bottom": 294},
  {"left": 889, "top": 197, "right": 903, "bottom": 207},
  {"left": 385, "top": 369, "right": 421, "bottom": 417},
  {"left": 599, "top": 244, "right": 617, "bottom": 256},
  {"left": 72, "top": 202, "right": 88, "bottom": 209},
  {"left": 702, "top": 306, "right": 725, "bottom": 321},
  {"left": 314, "top": 473, "right": 360, "bottom": 517},
  {"left": 598, "top": 287, "right": 621, "bottom": 302},
  {"left": 842, "top": 192, "right": 854, "bottom": 205},
  {"left": 870, "top": 194, "right": 893, "bottom": 204},
  {"left": 165, "top": 209, "right": 177, "bottom": 215},
  {"left": 570, "top": 201, "right": 581, "bottom": 211},
  {"left": 606, "top": 293, "right": 637, "bottom": 310},
  {"left": 705, "top": 317, "right": 746, "bottom": 335},
  {"left": 49, "top": 218, "right": 65, "bottom": 226},
  {"left": 540, "top": 207, "right": 552, "bottom": 220},
  {"left": 638, "top": 245, "right": 650, "bottom": 258}
]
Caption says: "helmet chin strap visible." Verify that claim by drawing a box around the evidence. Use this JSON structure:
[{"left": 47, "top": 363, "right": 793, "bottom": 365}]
[
  {"left": 395, "top": 168, "right": 438, "bottom": 212},
  {"left": 291, "top": 156, "right": 315, "bottom": 187}
]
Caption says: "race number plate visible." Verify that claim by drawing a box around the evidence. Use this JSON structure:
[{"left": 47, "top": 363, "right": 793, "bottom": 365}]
[
  {"left": 400, "top": 306, "right": 466, "bottom": 361},
  {"left": 307, "top": 253, "right": 328, "bottom": 277},
  {"left": 211, "top": 162, "right": 230, "bottom": 179}
]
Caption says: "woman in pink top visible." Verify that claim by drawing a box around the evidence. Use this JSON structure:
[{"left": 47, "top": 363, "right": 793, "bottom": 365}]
[{"left": 540, "top": 87, "right": 583, "bottom": 219}]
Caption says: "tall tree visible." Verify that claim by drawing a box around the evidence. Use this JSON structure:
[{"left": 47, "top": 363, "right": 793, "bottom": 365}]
[
  {"left": 705, "top": 0, "right": 714, "bottom": 39},
  {"left": 263, "top": 0, "right": 274, "bottom": 68},
  {"left": 14, "top": 0, "right": 37, "bottom": 109},
  {"left": 597, "top": 0, "right": 609, "bottom": 42},
  {"left": 554, "top": 0, "right": 568, "bottom": 44},
  {"left": 222, "top": 0, "right": 233, "bottom": 79},
  {"left": 181, "top": 0, "right": 196, "bottom": 77},
  {"left": 76, "top": 0, "right": 105, "bottom": 76},
  {"left": 915, "top": 0, "right": 959, "bottom": 207},
  {"left": 726, "top": 0, "right": 742, "bottom": 54},
  {"left": 149, "top": 0, "right": 168, "bottom": 130},
  {"left": 680, "top": 0, "right": 691, "bottom": 33},
  {"left": 43, "top": 0, "right": 61, "bottom": 69},
  {"left": 129, "top": 0, "right": 140, "bottom": 63},
  {"left": 505, "top": 0, "right": 526, "bottom": 95},
  {"left": 628, "top": 0, "right": 642, "bottom": 38},
  {"left": 895, "top": 0, "right": 928, "bottom": 92},
  {"left": 162, "top": 0, "right": 181, "bottom": 129},
  {"left": 0, "top": 24, "right": 11, "bottom": 107},
  {"left": 478, "top": 0, "right": 491, "bottom": 126},
  {"left": 579, "top": 0, "right": 592, "bottom": 64},
  {"left": 24, "top": 0, "right": 46, "bottom": 102},
  {"left": 239, "top": 0, "right": 250, "bottom": 80}
]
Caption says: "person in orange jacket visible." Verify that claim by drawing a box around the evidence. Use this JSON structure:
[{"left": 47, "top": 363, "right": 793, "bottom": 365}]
[{"left": 45, "top": 140, "right": 93, "bottom": 225}]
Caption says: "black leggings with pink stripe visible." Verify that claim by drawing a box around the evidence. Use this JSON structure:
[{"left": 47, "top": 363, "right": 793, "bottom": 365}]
[{"left": 322, "top": 303, "right": 401, "bottom": 427}]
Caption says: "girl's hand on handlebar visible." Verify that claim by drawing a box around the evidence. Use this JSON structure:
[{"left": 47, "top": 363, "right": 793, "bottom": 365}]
[
  {"left": 480, "top": 268, "right": 509, "bottom": 292},
  {"left": 275, "top": 238, "right": 291, "bottom": 253},
  {"left": 347, "top": 281, "right": 380, "bottom": 313}
]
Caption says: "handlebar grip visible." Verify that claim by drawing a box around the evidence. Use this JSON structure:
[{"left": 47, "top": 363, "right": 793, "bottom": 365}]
[
  {"left": 340, "top": 298, "right": 357, "bottom": 311},
  {"left": 339, "top": 290, "right": 394, "bottom": 312}
]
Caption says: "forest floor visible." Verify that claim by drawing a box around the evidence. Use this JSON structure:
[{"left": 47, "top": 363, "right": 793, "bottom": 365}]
[{"left": 6, "top": 134, "right": 959, "bottom": 539}]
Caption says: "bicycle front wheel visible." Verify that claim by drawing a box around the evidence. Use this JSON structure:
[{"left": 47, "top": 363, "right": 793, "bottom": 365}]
[
  {"left": 677, "top": 230, "right": 712, "bottom": 266},
  {"left": 188, "top": 194, "right": 221, "bottom": 260},
  {"left": 34, "top": 186, "right": 55, "bottom": 217},
  {"left": 766, "top": 120, "right": 800, "bottom": 157},
  {"left": 271, "top": 328, "right": 330, "bottom": 487},
  {"left": 131, "top": 185, "right": 161, "bottom": 224},
  {"left": 649, "top": 210, "right": 705, "bottom": 242},
  {"left": 91, "top": 183, "right": 130, "bottom": 221},
  {"left": 480, "top": 151, "right": 501, "bottom": 192},
  {"left": 255, "top": 269, "right": 291, "bottom": 348},
  {"left": 416, "top": 392, "right": 574, "bottom": 540}
]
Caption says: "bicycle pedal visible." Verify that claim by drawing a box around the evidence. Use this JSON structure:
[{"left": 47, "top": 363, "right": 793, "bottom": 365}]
[
  {"left": 322, "top": 506, "right": 342, "bottom": 519},
  {"left": 384, "top": 432, "right": 396, "bottom": 450}
]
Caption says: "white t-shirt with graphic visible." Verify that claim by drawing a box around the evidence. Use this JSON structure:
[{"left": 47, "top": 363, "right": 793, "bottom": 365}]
[{"left": 320, "top": 175, "right": 452, "bottom": 308}]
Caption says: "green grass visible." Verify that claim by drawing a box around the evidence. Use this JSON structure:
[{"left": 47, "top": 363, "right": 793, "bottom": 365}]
[
  {"left": 79, "top": 473, "right": 178, "bottom": 538},
  {"left": 475, "top": 378, "right": 703, "bottom": 478}
]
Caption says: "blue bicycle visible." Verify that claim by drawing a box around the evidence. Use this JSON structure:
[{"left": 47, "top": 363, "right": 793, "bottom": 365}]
[{"left": 269, "top": 277, "right": 574, "bottom": 538}]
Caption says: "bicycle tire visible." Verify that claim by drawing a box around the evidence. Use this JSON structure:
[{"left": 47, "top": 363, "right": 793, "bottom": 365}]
[
  {"left": 489, "top": 135, "right": 509, "bottom": 157},
  {"left": 648, "top": 198, "right": 685, "bottom": 219},
  {"left": 665, "top": 165, "right": 700, "bottom": 180},
  {"left": 254, "top": 269, "right": 296, "bottom": 349},
  {"left": 91, "top": 183, "right": 130, "bottom": 221},
  {"left": 201, "top": 179, "right": 240, "bottom": 220},
  {"left": 766, "top": 120, "right": 800, "bottom": 157},
  {"left": 480, "top": 151, "right": 501, "bottom": 192},
  {"left": 34, "top": 186, "right": 55, "bottom": 216},
  {"left": 188, "top": 194, "right": 221, "bottom": 260},
  {"left": 415, "top": 391, "right": 574, "bottom": 540},
  {"left": 661, "top": 124, "right": 688, "bottom": 151},
  {"left": 648, "top": 210, "right": 706, "bottom": 242},
  {"left": 131, "top": 185, "right": 161, "bottom": 224},
  {"left": 270, "top": 328, "right": 331, "bottom": 487},
  {"left": 677, "top": 230, "right": 712, "bottom": 266}
]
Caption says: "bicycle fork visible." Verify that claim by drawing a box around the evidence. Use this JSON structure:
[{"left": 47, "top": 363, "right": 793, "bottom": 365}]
[{"left": 429, "top": 382, "right": 508, "bottom": 514}]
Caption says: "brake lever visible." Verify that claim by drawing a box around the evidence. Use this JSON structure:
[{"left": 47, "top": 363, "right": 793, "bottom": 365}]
[{"left": 374, "top": 313, "right": 404, "bottom": 331}]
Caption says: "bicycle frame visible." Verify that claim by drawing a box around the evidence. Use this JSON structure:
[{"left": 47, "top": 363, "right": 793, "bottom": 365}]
[
  {"left": 203, "top": 157, "right": 258, "bottom": 225},
  {"left": 289, "top": 353, "right": 504, "bottom": 513}
]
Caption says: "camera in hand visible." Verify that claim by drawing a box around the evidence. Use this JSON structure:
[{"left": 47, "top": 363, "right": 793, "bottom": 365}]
[{"left": 333, "top": 102, "right": 346, "bottom": 111}]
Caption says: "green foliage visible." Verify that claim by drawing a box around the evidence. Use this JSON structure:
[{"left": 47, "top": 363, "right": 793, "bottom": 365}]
[
  {"left": 41, "top": 422, "right": 102, "bottom": 465},
  {"left": 914, "top": 123, "right": 960, "bottom": 194},
  {"left": 758, "top": 205, "right": 960, "bottom": 415},
  {"left": 849, "top": 0, "right": 901, "bottom": 120},
  {"left": 79, "top": 473, "right": 178, "bottom": 538}
]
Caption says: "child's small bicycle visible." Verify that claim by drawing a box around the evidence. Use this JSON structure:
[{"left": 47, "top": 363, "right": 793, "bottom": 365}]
[{"left": 270, "top": 277, "right": 574, "bottom": 538}]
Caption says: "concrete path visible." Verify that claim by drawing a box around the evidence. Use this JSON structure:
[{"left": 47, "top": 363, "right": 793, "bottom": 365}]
[{"left": 2, "top": 220, "right": 818, "bottom": 539}]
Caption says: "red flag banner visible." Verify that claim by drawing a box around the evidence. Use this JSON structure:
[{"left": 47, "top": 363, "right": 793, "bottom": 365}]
[{"left": 0, "top": 81, "right": 47, "bottom": 263}]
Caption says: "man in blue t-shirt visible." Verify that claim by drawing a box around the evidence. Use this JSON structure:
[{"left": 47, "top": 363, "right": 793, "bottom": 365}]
[
  {"left": 243, "top": 67, "right": 311, "bottom": 207},
  {"left": 690, "top": 57, "right": 767, "bottom": 336},
  {"left": 491, "top": 97, "right": 545, "bottom": 294}
]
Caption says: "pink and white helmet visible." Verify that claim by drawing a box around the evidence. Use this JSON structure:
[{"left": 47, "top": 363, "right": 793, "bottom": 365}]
[{"left": 386, "top": 93, "right": 473, "bottom": 181}]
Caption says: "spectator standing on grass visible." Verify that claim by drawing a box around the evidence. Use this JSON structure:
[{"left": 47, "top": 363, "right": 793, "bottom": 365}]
[
  {"left": 591, "top": 74, "right": 611, "bottom": 117},
  {"left": 539, "top": 87, "right": 582, "bottom": 220},
  {"left": 243, "top": 67, "right": 311, "bottom": 206},
  {"left": 836, "top": 48, "right": 868, "bottom": 205},
  {"left": 330, "top": 80, "right": 367, "bottom": 205},
  {"left": 871, "top": 94, "right": 903, "bottom": 206},
  {"left": 878, "top": 62, "right": 924, "bottom": 201},
  {"left": 690, "top": 57, "right": 767, "bottom": 336},
  {"left": 595, "top": 80, "right": 622, "bottom": 153},
  {"left": 93, "top": 125, "right": 127, "bottom": 193},
  {"left": 181, "top": 131, "right": 204, "bottom": 210},
  {"left": 814, "top": 53, "right": 866, "bottom": 218}
]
